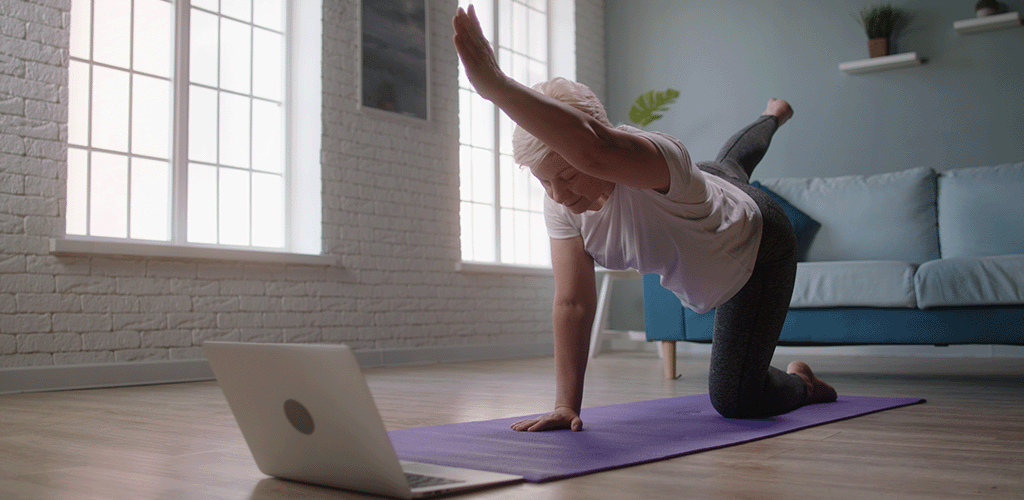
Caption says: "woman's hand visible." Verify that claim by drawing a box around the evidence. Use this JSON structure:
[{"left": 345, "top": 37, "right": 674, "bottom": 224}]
[
  {"left": 452, "top": 5, "right": 508, "bottom": 101},
  {"left": 511, "top": 406, "right": 583, "bottom": 432}
]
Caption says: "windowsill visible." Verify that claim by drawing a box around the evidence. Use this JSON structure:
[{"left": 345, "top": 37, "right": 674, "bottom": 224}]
[
  {"left": 455, "top": 261, "right": 638, "bottom": 277},
  {"left": 456, "top": 261, "right": 553, "bottom": 276},
  {"left": 50, "top": 237, "right": 338, "bottom": 266}
]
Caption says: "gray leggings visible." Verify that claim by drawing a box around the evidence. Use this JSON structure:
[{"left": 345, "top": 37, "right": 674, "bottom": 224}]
[{"left": 695, "top": 115, "right": 807, "bottom": 418}]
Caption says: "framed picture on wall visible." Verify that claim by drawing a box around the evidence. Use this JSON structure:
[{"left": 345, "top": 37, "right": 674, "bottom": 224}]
[{"left": 361, "top": 0, "right": 429, "bottom": 120}]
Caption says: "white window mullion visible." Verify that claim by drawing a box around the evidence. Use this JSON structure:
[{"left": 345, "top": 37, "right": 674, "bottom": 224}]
[
  {"left": 171, "top": 0, "right": 191, "bottom": 245},
  {"left": 546, "top": 0, "right": 553, "bottom": 81},
  {"left": 283, "top": 2, "right": 294, "bottom": 251},
  {"left": 125, "top": 0, "right": 135, "bottom": 239},
  {"left": 84, "top": 0, "right": 96, "bottom": 237},
  {"left": 490, "top": 0, "right": 502, "bottom": 263},
  {"left": 215, "top": 166, "right": 222, "bottom": 244},
  {"left": 85, "top": 65, "right": 94, "bottom": 237},
  {"left": 213, "top": 11, "right": 221, "bottom": 245},
  {"left": 286, "top": 0, "right": 322, "bottom": 255},
  {"left": 248, "top": 2, "right": 256, "bottom": 248}
]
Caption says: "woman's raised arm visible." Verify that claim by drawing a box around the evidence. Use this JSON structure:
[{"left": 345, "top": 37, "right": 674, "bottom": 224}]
[{"left": 453, "top": 6, "right": 669, "bottom": 192}]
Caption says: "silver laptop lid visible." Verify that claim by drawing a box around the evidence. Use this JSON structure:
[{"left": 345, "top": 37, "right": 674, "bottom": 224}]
[{"left": 203, "top": 342, "right": 412, "bottom": 498}]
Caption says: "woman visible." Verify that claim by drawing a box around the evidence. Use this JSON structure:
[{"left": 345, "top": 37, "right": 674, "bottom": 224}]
[{"left": 453, "top": 6, "right": 836, "bottom": 432}]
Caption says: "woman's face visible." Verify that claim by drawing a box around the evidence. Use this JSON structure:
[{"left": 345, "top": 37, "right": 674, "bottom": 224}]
[{"left": 531, "top": 153, "right": 614, "bottom": 214}]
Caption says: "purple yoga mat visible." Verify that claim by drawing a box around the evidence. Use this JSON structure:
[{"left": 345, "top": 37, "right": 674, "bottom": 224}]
[{"left": 389, "top": 394, "right": 924, "bottom": 482}]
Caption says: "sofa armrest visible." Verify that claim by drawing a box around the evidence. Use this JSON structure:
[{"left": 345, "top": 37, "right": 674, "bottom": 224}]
[{"left": 643, "top": 273, "right": 685, "bottom": 341}]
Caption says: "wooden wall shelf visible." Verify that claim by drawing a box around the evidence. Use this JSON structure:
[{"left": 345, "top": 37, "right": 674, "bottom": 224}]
[
  {"left": 954, "top": 11, "right": 1022, "bottom": 34},
  {"left": 839, "top": 52, "right": 922, "bottom": 74}
]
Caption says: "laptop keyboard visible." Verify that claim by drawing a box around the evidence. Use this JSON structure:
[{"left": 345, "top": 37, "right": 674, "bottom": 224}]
[{"left": 405, "top": 472, "right": 466, "bottom": 489}]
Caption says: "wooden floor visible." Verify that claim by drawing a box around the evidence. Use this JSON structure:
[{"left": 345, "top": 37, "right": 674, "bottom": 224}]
[{"left": 1, "top": 350, "right": 1022, "bottom": 499}]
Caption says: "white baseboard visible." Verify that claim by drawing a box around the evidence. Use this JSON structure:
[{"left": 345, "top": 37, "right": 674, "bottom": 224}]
[
  {"left": 0, "top": 359, "right": 217, "bottom": 395},
  {"left": 353, "top": 342, "right": 555, "bottom": 368},
  {"left": 0, "top": 342, "right": 556, "bottom": 395}
]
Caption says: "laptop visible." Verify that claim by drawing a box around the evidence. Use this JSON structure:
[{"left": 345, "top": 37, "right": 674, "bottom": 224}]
[{"left": 202, "top": 342, "right": 523, "bottom": 499}]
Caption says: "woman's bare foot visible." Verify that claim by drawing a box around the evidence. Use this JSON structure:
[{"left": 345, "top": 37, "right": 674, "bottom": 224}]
[
  {"left": 787, "top": 361, "right": 838, "bottom": 405},
  {"left": 764, "top": 98, "right": 794, "bottom": 126}
]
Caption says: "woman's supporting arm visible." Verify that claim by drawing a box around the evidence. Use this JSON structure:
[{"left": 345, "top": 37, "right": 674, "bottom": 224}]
[{"left": 511, "top": 236, "right": 595, "bottom": 432}]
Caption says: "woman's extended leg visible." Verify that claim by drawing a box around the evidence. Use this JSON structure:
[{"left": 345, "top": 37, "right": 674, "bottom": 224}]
[
  {"left": 705, "top": 99, "right": 794, "bottom": 184},
  {"left": 702, "top": 98, "right": 834, "bottom": 418}
]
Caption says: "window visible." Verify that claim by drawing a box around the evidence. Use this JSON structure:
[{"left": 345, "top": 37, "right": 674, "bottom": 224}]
[
  {"left": 458, "top": 0, "right": 574, "bottom": 268},
  {"left": 66, "top": 0, "right": 321, "bottom": 255}
]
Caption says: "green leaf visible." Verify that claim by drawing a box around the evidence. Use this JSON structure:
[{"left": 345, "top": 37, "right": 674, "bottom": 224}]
[{"left": 628, "top": 88, "right": 680, "bottom": 127}]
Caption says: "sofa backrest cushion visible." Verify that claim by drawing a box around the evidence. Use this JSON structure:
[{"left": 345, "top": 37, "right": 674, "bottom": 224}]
[
  {"left": 751, "top": 181, "right": 820, "bottom": 261},
  {"left": 758, "top": 166, "right": 939, "bottom": 263},
  {"left": 937, "top": 162, "right": 1024, "bottom": 259}
]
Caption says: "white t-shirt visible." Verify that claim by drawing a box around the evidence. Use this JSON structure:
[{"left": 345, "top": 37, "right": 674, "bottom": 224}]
[{"left": 544, "top": 127, "right": 763, "bottom": 314}]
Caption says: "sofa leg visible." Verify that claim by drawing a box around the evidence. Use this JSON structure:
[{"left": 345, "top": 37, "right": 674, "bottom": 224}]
[{"left": 661, "top": 341, "right": 677, "bottom": 379}]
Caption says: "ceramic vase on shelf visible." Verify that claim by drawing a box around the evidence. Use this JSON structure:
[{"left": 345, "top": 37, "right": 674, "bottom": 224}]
[{"left": 868, "top": 37, "right": 889, "bottom": 58}]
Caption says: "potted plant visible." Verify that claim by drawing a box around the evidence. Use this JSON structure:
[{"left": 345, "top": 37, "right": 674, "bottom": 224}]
[
  {"left": 628, "top": 88, "right": 680, "bottom": 128},
  {"left": 855, "top": 3, "right": 910, "bottom": 58},
  {"left": 975, "top": 0, "right": 1006, "bottom": 17}
]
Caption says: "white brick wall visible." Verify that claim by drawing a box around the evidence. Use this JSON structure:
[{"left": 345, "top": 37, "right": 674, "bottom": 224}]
[{"left": 0, "top": 0, "right": 606, "bottom": 370}]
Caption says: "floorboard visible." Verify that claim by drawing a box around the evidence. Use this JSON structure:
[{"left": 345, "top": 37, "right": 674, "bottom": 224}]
[{"left": 0, "top": 351, "right": 1021, "bottom": 499}]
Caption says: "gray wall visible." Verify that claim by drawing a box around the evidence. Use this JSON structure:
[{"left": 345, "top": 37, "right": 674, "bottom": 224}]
[
  {"left": 605, "top": 0, "right": 1024, "bottom": 180},
  {"left": 603, "top": 0, "right": 1023, "bottom": 332}
]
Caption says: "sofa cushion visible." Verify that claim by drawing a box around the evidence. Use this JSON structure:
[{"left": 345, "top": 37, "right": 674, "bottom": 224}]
[
  {"left": 915, "top": 255, "right": 1024, "bottom": 309},
  {"left": 751, "top": 181, "right": 820, "bottom": 261},
  {"left": 790, "top": 261, "right": 918, "bottom": 308},
  {"left": 938, "top": 162, "right": 1024, "bottom": 259},
  {"left": 758, "top": 166, "right": 939, "bottom": 263}
]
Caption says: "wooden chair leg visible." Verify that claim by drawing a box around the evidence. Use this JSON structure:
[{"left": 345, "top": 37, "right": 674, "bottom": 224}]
[{"left": 661, "top": 341, "right": 676, "bottom": 379}]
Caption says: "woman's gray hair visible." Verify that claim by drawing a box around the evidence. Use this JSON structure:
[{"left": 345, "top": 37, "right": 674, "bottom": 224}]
[{"left": 511, "top": 77, "right": 612, "bottom": 169}]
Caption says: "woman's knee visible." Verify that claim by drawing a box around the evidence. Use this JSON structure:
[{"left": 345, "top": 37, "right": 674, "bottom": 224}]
[{"left": 709, "top": 384, "right": 764, "bottom": 419}]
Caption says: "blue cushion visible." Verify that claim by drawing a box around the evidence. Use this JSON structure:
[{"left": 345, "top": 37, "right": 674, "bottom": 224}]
[
  {"left": 757, "top": 167, "right": 939, "bottom": 263},
  {"left": 751, "top": 181, "right": 820, "bottom": 261},
  {"left": 937, "top": 162, "right": 1024, "bottom": 258}
]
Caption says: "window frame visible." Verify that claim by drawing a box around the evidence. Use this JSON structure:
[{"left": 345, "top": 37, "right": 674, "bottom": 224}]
[{"left": 58, "top": 0, "right": 326, "bottom": 264}]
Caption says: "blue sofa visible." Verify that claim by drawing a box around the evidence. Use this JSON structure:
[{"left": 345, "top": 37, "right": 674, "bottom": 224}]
[{"left": 644, "top": 162, "right": 1024, "bottom": 372}]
